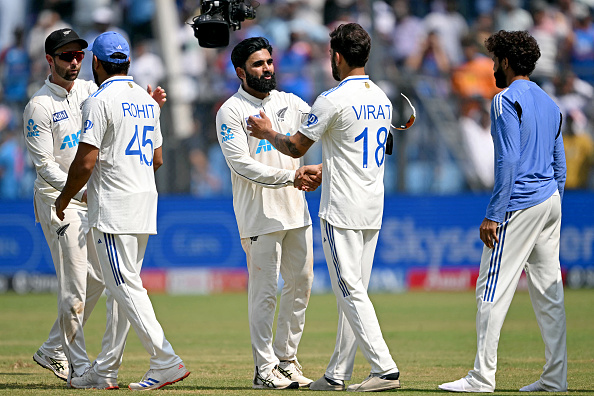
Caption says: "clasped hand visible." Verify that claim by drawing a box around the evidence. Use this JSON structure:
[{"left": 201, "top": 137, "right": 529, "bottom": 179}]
[{"left": 295, "top": 164, "right": 322, "bottom": 192}]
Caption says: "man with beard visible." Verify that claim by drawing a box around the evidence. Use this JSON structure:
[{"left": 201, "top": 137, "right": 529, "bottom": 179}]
[
  {"left": 216, "top": 36, "right": 321, "bottom": 389},
  {"left": 23, "top": 28, "right": 165, "bottom": 386},
  {"left": 55, "top": 31, "right": 189, "bottom": 390},
  {"left": 439, "top": 30, "right": 568, "bottom": 393},
  {"left": 247, "top": 23, "right": 401, "bottom": 392}
]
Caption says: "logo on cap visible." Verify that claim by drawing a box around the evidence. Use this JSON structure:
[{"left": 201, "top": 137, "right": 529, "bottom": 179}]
[{"left": 63, "top": 30, "right": 71, "bottom": 35}]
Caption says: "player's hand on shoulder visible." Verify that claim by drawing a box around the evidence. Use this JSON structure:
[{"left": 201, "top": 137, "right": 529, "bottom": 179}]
[{"left": 147, "top": 84, "right": 167, "bottom": 108}]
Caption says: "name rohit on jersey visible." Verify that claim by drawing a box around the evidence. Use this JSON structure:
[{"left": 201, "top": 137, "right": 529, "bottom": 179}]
[
  {"left": 352, "top": 104, "right": 391, "bottom": 120},
  {"left": 122, "top": 102, "right": 156, "bottom": 118}
]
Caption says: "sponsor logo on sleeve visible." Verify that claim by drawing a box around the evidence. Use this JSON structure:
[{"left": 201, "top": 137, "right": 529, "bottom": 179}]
[
  {"left": 26, "top": 119, "right": 39, "bottom": 138},
  {"left": 52, "top": 110, "right": 68, "bottom": 123},
  {"left": 83, "top": 120, "right": 93, "bottom": 133},
  {"left": 306, "top": 113, "right": 318, "bottom": 127},
  {"left": 220, "top": 124, "right": 234, "bottom": 142}
]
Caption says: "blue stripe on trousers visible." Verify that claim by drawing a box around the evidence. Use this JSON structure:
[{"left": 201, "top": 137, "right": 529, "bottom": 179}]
[
  {"left": 324, "top": 222, "right": 350, "bottom": 297},
  {"left": 483, "top": 212, "right": 512, "bottom": 303}
]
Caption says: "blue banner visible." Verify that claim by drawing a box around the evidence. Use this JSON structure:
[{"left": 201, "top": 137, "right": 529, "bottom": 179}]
[{"left": 1, "top": 193, "right": 593, "bottom": 284}]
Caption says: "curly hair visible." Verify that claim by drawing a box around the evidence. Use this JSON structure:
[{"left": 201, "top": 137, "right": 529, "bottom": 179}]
[
  {"left": 330, "top": 23, "right": 371, "bottom": 68},
  {"left": 484, "top": 30, "right": 541, "bottom": 76}
]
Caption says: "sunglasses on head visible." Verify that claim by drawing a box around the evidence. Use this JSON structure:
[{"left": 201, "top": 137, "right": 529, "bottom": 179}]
[{"left": 54, "top": 51, "right": 85, "bottom": 62}]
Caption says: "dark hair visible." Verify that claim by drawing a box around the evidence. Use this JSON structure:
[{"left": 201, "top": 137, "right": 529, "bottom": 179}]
[
  {"left": 484, "top": 30, "right": 540, "bottom": 76},
  {"left": 329, "top": 23, "right": 371, "bottom": 68},
  {"left": 98, "top": 52, "right": 130, "bottom": 75},
  {"left": 231, "top": 37, "right": 273, "bottom": 69}
]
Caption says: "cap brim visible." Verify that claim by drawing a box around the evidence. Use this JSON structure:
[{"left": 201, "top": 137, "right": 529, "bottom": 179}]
[{"left": 51, "top": 38, "right": 88, "bottom": 54}]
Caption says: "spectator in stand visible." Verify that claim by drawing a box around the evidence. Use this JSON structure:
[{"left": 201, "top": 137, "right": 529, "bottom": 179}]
[
  {"left": 567, "top": 2, "right": 594, "bottom": 85},
  {"left": 451, "top": 34, "right": 500, "bottom": 111},
  {"left": 405, "top": 30, "right": 451, "bottom": 84},
  {"left": 390, "top": 0, "right": 426, "bottom": 67},
  {"left": 562, "top": 112, "right": 594, "bottom": 189},
  {"left": 0, "top": 27, "right": 30, "bottom": 113},
  {"left": 424, "top": 0, "right": 469, "bottom": 67},
  {"left": 529, "top": 0, "right": 561, "bottom": 86},
  {"left": 493, "top": 0, "right": 533, "bottom": 32},
  {"left": 27, "top": 10, "right": 70, "bottom": 79},
  {"left": 0, "top": 108, "right": 23, "bottom": 199},
  {"left": 459, "top": 100, "right": 494, "bottom": 190},
  {"left": 129, "top": 40, "right": 165, "bottom": 90}
]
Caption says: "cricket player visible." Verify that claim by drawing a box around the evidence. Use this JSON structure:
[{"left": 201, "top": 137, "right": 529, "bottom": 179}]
[
  {"left": 216, "top": 37, "right": 320, "bottom": 390},
  {"left": 54, "top": 31, "right": 189, "bottom": 391},
  {"left": 247, "top": 23, "right": 401, "bottom": 392},
  {"left": 439, "top": 30, "right": 568, "bottom": 393},
  {"left": 24, "top": 28, "right": 165, "bottom": 384}
]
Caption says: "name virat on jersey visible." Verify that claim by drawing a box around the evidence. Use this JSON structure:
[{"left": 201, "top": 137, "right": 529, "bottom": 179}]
[
  {"left": 121, "top": 102, "right": 157, "bottom": 119},
  {"left": 352, "top": 104, "right": 391, "bottom": 120}
]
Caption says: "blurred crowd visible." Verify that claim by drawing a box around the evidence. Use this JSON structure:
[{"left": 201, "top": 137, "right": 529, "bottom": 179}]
[{"left": 1, "top": 0, "right": 594, "bottom": 199}]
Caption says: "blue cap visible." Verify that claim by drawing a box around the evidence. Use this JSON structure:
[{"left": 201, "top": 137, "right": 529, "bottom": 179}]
[{"left": 89, "top": 31, "right": 130, "bottom": 64}]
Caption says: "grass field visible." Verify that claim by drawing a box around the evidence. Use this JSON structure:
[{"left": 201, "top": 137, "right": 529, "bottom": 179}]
[{"left": 0, "top": 290, "right": 592, "bottom": 395}]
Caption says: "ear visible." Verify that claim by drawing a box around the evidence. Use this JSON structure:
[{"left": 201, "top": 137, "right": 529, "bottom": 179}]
[
  {"left": 236, "top": 66, "right": 246, "bottom": 80},
  {"left": 92, "top": 55, "right": 100, "bottom": 71},
  {"left": 334, "top": 51, "right": 343, "bottom": 66},
  {"left": 46, "top": 54, "right": 54, "bottom": 67}
]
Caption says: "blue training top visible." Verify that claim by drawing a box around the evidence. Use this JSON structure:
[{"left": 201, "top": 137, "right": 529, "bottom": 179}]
[{"left": 486, "top": 79, "right": 567, "bottom": 223}]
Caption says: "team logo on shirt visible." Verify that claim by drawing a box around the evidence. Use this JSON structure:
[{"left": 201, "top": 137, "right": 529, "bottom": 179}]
[
  {"left": 306, "top": 113, "right": 318, "bottom": 127},
  {"left": 60, "top": 130, "right": 81, "bottom": 150},
  {"left": 83, "top": 120, "right": 93, "bottom": 133},
  {"left": 276, "top": 107, "right": 288, "bottom": 122},
  {"left": 220, "top": 123, "right": 234, "bottom": 142},
  {"left": 26, "top": 119, "right": 39, "bottom": 138},
  {"left": 52, "top": 110, "right": 68, "bottom": 123}
]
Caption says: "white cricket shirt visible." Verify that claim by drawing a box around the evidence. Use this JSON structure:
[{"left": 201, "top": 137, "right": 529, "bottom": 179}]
[
  {"left": 216, "top": 85, "right": 312, "bottom": 238},
  {"left": 23, "top": 77, "right": 98, "bottom": 209},
  {"left": 300, "top": 75, "right": 392, "bottom": 229},
  {"left": 80, "top": 76, "right": 162, "bottom": 234}
]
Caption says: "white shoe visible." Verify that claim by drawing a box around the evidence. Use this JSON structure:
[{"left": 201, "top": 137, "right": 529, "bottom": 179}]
[
  {"left": 347, "top": 372, "right": 401, "bottom": 392},
  {"left": 128, "top": 362, "right": 190, "bottom": 391},
  {"left": 253, "top": 366, "right": 299, "bottom": 389},
  {"left": 32, "top": 349, "right": 68, "bottom": 381},
  {"left": 277, "top": 360, "right": 313, "bottom": 387},
  {"left": 70, "top": 363, "right": 119, "bottom": 390},
  {"left": 309, "top": 375, "right": 345, "bottom": 391},
  {"left": 438, "top": 378, "right": 493, "bottom": 393}
]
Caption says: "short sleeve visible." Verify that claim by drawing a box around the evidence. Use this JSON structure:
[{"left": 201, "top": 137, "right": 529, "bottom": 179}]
[
  {"left": 79, "top": 96, "right": 107, "bottom": 148},
  {"left": 299, "top": 95, "right": 338, "bottom": 142}
]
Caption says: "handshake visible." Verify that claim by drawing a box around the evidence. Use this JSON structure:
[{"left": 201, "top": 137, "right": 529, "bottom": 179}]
[{"left": 294, "top": 163, "right": 322, "bottom": 192}]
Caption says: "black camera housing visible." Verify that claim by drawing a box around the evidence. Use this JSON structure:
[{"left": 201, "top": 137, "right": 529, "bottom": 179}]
[{"left": 190, "top": 0, "right": 256, "bottom": 48}]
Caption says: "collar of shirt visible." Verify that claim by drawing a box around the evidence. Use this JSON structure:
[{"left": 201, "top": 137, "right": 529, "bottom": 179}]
[
  {"left": 99, "top": 75, "right": 134, "bottom": 89},
  {"left": 237, "top": 84, "right": 277, "bottom": 106},
  {"left": 44, "top": 75, "right": 74, "bottom": 98}
]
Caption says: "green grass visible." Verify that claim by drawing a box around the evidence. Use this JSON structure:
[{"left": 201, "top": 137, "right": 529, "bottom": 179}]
[{"left": 0, "top": 290, "right": 592, "bottom": 395}]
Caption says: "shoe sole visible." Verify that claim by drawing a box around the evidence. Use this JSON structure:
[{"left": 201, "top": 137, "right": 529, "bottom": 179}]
[
  {"left": 129, "top": 371, "right": 190, "bottom": 391},
  {"left": 347, "top": 380, "right": 401, "bottom": 392},
  {"left": 32, "top": 354, "right": 67, "bottom": 382},
  {"left": 70, "top": 384, "right": 119, "bottom": 390},
  {"left": 438, "top": 385, "right": 492, "bottom": 393},
  {"left": 253, "top": 381, "right": 300, "bottom": 390}
]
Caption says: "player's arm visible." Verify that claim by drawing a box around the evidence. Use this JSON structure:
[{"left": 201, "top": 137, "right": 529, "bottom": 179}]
[
  {"left": 482, "top": 97, "right": 520, "bottom": 248},
  {"left": 55, "top": 142, "right": 98, "bottom": 220},
  {"left": 216, "top": 106, "right": 297, "bottom": 188},
  {"left": 23, "top": 101, "right": 86, "bottom": 202},
  {"left": 552, "top": 114, "right": 567, "bottom": 201},
  {"left": 247, "top": 110, "right": 314, "bottom": 158},
  {"left": 153, "top": 146, "right": 163, "bottom": 172}
]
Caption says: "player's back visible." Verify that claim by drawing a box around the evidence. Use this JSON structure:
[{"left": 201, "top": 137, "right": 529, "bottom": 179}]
[
  {"left": 81, "top": 76, "right": 162, "bottom": 234},
  {"left": 308, "top": 75, "right": 392, "bottom": 229},
  {"left": 496, "top": 80, "right": 562, "bottom": 209}
]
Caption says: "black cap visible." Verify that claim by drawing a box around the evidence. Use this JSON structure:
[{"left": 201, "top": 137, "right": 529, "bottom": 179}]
[{"left": 45, "top": 28, "right": 88, "bottom": 55}]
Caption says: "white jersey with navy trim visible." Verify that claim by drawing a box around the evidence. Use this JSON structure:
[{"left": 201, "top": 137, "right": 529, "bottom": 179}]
[
  {"left": 80, "top": 76, "right": 162, "bottom": 234},
  {"left": 23, "top": 77, "right": 98, "bottom": 210},
  {"left": 299, "top": 75, "right": 392, "bottom": 229},
  {"left": 216, "top": 85, "right": 312, "bottom": 238}
]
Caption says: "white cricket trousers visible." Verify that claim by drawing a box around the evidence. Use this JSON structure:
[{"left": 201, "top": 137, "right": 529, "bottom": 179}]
[
  {"left": 467, "top": 192, "right": 567, "bottom": 391},
  {"left": 89, "top": 228, "right": 182, "bottom": 376},
  {"left": 35, "top": 193, "right": 107, "bottom": 377},
  {"left": 240, "top": 225, "right": 314, "bottom": 378},
  {"left": 320, "top": 220, "right": 398, "bottom": 381}
]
